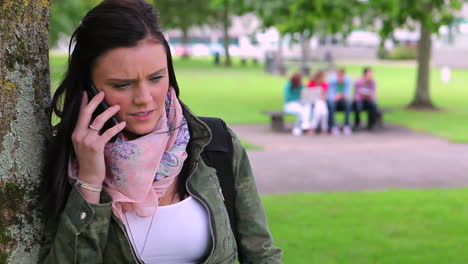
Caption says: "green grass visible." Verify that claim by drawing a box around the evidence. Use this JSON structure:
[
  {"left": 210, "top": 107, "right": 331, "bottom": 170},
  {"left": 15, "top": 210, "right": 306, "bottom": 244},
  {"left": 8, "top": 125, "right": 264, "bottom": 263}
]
[
  {"left": 341, "top": 64, "right": 468, "bottom": 143},
  {"left": 263, "top": 188, "right": 468, "bottom": 264},
  {"left": 50, "top": 54, "right": 468, "bottom": 142},
  {"left": 239, "top": 138, "right": 263, "bottom": 150},
  {"left": 49, "top": 54, "right": 468, "bottom": 262}
]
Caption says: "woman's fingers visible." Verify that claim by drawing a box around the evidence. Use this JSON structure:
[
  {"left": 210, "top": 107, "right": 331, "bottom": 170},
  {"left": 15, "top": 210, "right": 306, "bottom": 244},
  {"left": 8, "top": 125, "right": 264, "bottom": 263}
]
[
  {"left": 73, "top": 90, "right": 125, "bottom": 146},
  {"left": 76, "top": 91, "right": 105, "bottom": 131},
  {"left": 74, "top": 92, "right": 89, "bottom": 133},
  {"left": 81, "top": 91, "right": 88, "bottom": 109},
  {"left": 101, "top": 121, "right": 126, "bottom": 142},
  {"left": 88, "top": 104, "right": 121, "bottom": 132}
]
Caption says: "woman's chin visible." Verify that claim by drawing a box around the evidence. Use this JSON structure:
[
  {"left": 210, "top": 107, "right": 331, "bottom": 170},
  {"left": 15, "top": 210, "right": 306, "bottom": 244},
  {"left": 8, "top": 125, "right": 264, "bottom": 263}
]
[
  {"left": 121, "top": 115, "right": 161, "bottom": 139},
  {"left": 122, "top": 126, "right": 154, "bottom": 140}
]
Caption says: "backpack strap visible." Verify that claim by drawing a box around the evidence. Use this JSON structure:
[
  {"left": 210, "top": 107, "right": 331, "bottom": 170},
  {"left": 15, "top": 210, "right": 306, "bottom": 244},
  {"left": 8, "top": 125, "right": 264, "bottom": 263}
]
[{"left": 198, "top": 116, "right": 237, "bottom": 240}]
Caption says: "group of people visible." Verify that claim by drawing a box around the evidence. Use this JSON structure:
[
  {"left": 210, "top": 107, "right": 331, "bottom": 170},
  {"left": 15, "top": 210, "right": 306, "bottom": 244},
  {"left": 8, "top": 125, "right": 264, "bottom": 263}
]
[{"left": 284, "top": 67, "right": 379, "bottom": 136}]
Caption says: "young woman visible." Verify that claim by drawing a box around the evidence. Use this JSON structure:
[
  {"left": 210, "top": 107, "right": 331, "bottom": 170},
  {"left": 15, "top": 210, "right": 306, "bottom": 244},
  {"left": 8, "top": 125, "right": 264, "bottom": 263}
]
[
  {"left": 283, "top": 73, "right": 312, "bottom": 136},
  {"left": 39, "top": 1, "right": 282, "bottom": 263},
  {"left": 307, "top": 70, "right": 329, "bottom": 135}
]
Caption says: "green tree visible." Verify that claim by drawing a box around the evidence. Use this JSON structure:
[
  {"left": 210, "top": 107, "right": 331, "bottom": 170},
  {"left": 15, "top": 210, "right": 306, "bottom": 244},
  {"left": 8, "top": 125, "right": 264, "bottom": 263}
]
[
  {"left": 49, "top": 0, "right": 100, "bottom": 46},
  {"left": 366, "top": 0, "right": 466, "bottom": 109},
  {"left": 154, "top": 0, "right": 216, "bottom": 59},
  {"left": 247, "top": 0, "right": 363, "bottom": 74},
  {"left": 210, "top": 0, "right": 248, "bottom": 66},
  {"left": 0, "top": 0, "right": 51, "bottom": 262},
  {"left": 244, "top": 0, "right": 293, "bottom": 74}
]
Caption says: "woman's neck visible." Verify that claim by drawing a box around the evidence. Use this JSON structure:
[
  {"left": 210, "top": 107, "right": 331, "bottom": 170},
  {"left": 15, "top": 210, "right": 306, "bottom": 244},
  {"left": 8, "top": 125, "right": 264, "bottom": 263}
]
[{"left": 159, "top": 176, "right": 184, "bottom": 206}]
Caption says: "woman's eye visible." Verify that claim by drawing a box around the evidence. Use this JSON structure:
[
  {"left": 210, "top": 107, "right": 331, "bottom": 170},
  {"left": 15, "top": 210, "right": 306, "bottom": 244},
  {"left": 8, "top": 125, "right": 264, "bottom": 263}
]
[
  {"left": 112, "top": 83, "right": 130, "bottom": 89},
  {"left": 150, "top": 76, "right": 164, "bottom": 82}
]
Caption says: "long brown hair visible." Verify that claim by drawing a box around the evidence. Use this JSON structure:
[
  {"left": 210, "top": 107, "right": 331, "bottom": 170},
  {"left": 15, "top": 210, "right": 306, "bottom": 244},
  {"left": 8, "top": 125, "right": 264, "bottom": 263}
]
[
  {"left": 290, "top": 73, "right": 302, "bottom": 89},
  {"left": 310, "top": 70, "right": 325, "bottom": 84}
]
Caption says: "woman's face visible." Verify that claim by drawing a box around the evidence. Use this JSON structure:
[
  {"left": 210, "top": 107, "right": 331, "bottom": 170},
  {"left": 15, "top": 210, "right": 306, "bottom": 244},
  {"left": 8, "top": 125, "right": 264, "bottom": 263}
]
[
  {"left": 91, "top": 40, "right": 169, "bottom": 136},
  {"left": 316, "top": 72, "right": 324, "bottom": 83}
]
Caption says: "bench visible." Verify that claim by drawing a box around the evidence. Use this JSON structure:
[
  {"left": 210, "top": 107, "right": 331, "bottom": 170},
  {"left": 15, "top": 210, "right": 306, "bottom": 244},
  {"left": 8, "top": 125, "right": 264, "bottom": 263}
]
[
  {"left": 328, "top": 104, "right": 393, "bottom": 129},
  {"left": 262, "top": 111, "right": 292, "bottom": 132},
  {"left": 263, "top": 107, "right": 393, "bottom": 132},
  {"left": 374, "top": 107, "right": 393, "bottom": 128}
]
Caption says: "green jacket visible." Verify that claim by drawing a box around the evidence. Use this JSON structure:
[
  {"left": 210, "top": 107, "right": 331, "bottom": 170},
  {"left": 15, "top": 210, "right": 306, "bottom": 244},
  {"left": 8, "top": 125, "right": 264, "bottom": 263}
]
[
  {"left": 38, "top": 108, "right": 282, "bottom": 264},
  {"left": 284, "top": 81, "right": 304, "bottom": 104}
]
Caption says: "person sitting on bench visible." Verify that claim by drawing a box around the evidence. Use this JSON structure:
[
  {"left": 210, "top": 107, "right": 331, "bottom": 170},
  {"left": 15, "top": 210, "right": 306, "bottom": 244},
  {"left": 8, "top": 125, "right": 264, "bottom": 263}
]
[
  {"left": 353, "top": 67, "right": 379, "bottom": 130},
  {"left": 307, "top": 70, "right": 329, "bottom": 135},
  {"left": 327, "top": 68, "right": 353, "bottom": 136},
  {"left": 284, "top": 73, "right": 312, "bottom": 136}
]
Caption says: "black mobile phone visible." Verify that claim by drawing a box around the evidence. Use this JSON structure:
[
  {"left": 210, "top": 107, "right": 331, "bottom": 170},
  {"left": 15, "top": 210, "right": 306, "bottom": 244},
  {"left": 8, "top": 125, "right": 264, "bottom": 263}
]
[{"left": 86, "top": 82, "right": 120, "bottom": 129}]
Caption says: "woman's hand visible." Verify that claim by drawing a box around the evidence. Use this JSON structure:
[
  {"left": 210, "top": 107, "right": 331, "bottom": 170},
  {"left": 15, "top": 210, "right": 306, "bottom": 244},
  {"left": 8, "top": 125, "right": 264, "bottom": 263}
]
[{"left": 71, "top": 91, "right": 126, "bottom": 187}]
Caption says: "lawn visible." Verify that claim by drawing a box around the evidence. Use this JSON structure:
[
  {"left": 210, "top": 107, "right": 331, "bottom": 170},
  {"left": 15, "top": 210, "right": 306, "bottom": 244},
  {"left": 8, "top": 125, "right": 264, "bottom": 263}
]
[
  {"left": 50, "top": 53, "right": 468, "bottom": 142},
  {"left": 49, "top": 54, "right": 468, "bottom": 263},
  {"left": 263, "top": 188, "right": 468, "bottom": 264}
]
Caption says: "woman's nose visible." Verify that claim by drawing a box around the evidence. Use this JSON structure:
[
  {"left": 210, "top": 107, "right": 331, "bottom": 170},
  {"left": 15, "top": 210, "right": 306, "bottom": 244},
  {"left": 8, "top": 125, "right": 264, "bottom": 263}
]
[{"left": 133, "top": 84, "right": 153, "bottom": 105}]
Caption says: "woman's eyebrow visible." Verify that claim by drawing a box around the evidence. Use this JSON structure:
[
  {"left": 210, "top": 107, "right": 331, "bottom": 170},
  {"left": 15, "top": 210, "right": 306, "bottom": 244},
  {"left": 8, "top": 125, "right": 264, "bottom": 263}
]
[
  {"left": 105, "top": 67, "right": 167, "bottom": 82},
  {"left": 148, "top": 68, "right": 166, "bottom": 77}
]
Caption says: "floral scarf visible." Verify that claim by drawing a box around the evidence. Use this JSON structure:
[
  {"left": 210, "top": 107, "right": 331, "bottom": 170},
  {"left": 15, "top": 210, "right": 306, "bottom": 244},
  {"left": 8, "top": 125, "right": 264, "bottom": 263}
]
[{"left": 68, "top": 87, "right": 190, "bottom": 223}]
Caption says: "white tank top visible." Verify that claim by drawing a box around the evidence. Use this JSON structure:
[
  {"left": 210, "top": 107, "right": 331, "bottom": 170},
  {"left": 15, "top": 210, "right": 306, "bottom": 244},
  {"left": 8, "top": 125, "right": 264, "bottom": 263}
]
[{"left": 124, "top": 196, "right": 211, "bottom": 264}]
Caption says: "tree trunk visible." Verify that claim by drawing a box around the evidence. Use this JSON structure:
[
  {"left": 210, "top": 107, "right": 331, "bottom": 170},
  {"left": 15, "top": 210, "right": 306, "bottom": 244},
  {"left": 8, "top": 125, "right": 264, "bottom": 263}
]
[
  {"left": 300, "top": 33, "right": 310, "bottom": 76},
  {"left": 181, "top": 28, "right": 190, "bottom": 59},
  {"left": 0, "top": 1, "right": 51, "bottom": 263},
  {"left": 274, "top": 36, "right": 286, "bottom": 75},
  {"left": 409, "top": 22, "right": 435, "bottom": 109},
  {"left": 377, "top": 35, "right": 387, "bottom": 59},
  {"left": 222, "top": 0, "right": 231, "bottom": 67}
]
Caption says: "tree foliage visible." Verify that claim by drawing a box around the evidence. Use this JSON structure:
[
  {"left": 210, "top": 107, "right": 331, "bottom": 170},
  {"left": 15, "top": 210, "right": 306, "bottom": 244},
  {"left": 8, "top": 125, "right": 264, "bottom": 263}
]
[
  {"left": 49, "top": 0, "right": 100, "bottom": 46},
  {"left": 209, "top": 0, "right": 248, "bottom": 66},
  {"left": 366, "top": 0, "right": 465, "bottom": 40},
  {"left": 364, "top": 0, "right": 466, "bottom": 108},
  {"left": 153, "top": 0, "right": 216, "bottom": 32},
  {"left": 246, "top": 0, "right": 364, "bottom": 38}
]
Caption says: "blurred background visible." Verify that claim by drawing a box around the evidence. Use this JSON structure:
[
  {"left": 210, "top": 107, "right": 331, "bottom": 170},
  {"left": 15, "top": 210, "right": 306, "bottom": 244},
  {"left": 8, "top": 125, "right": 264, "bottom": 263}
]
[{"left": 49, "top": 0, "right": 468, "bottom": 263}]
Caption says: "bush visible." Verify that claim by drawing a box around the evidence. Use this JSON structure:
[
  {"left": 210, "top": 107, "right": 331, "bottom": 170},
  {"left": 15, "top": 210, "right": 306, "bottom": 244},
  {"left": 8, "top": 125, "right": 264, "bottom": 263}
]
[
  {"left": 377, "top": 47, "right": 390, "bottom": 59},
  {"left": 387, "top": 45, "right": 418, "bottom": 60}
]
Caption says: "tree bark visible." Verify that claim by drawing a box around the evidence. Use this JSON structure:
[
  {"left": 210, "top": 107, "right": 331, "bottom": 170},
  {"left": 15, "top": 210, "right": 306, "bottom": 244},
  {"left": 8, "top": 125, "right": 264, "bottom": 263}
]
[
  {"left": 300, "top": 33, "right": 311, "bottom": 76},
  {"left": 222, "top": 0, "right": 231, "bottom": 67},
  {"left": 274, "top": 36, "right": 286, "bottom": 75},
  {"left": 0, "top": 1, "right": 51, "bottom": 263},
  {"left": 181, "top": 27, "right": 190, "bottom": 59},
  {"left": 409, "top": 22, "right": 435, "bottom": 109}
]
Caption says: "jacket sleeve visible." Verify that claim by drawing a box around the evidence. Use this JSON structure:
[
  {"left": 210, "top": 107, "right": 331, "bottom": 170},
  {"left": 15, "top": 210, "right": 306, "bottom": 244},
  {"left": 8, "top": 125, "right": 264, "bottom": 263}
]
[
  {"left": 283, "top": 81, "right": 291, "bottom": 103},
  {"left": 372, "top": 80, "right": 377, "bottom": 100},
  {"left": 353, "top": 80, "right": 359, "bottom": 101},
  {"left": 228, "top": 129, "right": 283, "bottom": 264},
  {"left": 38, "top": 184, "right": 113, "bottom": 264},
  {"left": 345, "top": 77, "right": 353, "bottom": 100},
  {"left": 327, "top": 77, "right": 335, "bottom": 101}
]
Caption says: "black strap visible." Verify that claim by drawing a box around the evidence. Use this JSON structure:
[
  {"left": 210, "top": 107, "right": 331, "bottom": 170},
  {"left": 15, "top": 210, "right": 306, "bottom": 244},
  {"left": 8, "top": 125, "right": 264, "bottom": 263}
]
[{"left": 198, "top": 116, "right": 237, "bottom": 240}]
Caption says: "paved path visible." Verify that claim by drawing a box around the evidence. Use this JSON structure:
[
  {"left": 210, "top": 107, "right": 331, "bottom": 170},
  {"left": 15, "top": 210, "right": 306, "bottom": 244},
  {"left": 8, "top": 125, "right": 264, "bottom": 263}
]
[{"left": 230, "top": 124, "right": 468, "bottom": 194}]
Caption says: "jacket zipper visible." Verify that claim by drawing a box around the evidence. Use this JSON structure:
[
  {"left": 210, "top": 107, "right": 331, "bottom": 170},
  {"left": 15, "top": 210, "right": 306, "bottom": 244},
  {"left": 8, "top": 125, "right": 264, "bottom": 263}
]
[
  {"left": 113, "top": 214, "right": 145, "bottom": 264},
  {"left": 210, "top": 174, "right": 225, "bottom": 201},
  {"left": 185, "top": 161, "right": 217, "bottom": 264}
]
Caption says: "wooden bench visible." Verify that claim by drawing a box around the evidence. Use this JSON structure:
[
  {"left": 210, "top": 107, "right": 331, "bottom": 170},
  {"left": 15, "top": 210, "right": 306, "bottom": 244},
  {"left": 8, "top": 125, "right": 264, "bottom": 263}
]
[
  {"left": 263, "top": 107, "right": 393, "bottom": 132},
  {"left": 262, "top": 111, "right": 292, "bottom": 132},
  {"left": 374, "top": 107, "right": 393, "bottom": 128},
  {"left": 330, "top": 104, "right": 393, "bottom": 129}
]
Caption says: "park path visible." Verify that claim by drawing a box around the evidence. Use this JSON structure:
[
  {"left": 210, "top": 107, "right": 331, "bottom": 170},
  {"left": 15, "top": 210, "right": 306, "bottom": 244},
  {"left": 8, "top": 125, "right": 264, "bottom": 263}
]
[{"left": 229, "top": 123, "right": 468, "bottom": 195}]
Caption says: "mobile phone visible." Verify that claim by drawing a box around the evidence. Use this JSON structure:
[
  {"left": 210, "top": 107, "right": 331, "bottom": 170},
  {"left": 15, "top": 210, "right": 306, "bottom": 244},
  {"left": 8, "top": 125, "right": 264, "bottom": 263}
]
[{"left": 86, "top": 82, "right": 120, "bottom": 129}]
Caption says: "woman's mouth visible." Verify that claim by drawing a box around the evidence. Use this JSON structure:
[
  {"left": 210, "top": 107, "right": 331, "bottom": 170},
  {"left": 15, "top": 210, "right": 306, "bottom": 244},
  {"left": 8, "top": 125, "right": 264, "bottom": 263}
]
[{"left": 130, "top": 110, "right": 154, "bottom": 121}]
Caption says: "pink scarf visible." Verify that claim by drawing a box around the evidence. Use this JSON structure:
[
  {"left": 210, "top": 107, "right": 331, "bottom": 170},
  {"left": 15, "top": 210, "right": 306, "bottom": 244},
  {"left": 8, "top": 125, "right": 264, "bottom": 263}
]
[{"left": 68, "top": 87, "right": 190, "bottom": 223}]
